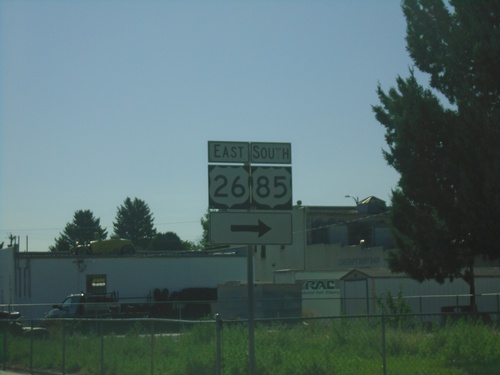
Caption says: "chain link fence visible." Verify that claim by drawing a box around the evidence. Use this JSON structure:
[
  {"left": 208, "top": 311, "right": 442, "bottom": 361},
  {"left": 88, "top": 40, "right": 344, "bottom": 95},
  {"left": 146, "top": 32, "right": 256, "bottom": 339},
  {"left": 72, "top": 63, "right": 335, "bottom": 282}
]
[{"left": 2, "top": 306, "right": 500, "bottom": 374}]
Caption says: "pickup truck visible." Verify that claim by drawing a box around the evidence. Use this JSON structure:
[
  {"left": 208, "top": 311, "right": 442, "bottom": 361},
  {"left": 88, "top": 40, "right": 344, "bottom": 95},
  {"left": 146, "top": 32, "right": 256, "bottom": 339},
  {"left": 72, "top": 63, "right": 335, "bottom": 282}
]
[
  {"left": 44, "top": 292, "right": 153, "bottom": 319},
  {"left": 45, "top": 288, "right": 217, "bottom": 321},
  {"left": 44, "top": 293, "right": 118, "bottom": 319}
]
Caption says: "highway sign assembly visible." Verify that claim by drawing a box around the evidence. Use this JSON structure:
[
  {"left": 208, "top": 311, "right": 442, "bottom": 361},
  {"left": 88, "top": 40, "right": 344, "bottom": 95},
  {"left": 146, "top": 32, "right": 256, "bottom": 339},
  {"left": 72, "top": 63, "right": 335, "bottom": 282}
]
[{"left": 207, "top": 140, "right": 293, "bottom": 375}]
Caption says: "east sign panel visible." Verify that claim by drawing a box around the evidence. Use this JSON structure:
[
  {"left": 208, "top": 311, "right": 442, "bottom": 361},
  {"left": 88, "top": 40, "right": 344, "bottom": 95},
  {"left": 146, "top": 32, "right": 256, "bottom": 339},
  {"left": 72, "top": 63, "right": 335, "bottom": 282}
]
[{"left": 208, "top": 141, "right": 249, "bottom": 164}]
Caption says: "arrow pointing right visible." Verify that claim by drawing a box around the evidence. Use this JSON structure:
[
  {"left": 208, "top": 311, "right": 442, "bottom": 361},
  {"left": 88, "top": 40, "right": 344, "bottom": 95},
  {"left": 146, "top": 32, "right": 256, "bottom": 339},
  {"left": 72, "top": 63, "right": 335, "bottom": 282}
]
[
  {"left": 210, "top": 211, "right": 292, "bottom": 245},
  {"left": 231, "top": 220, "right": 271, "bottom": 237}
]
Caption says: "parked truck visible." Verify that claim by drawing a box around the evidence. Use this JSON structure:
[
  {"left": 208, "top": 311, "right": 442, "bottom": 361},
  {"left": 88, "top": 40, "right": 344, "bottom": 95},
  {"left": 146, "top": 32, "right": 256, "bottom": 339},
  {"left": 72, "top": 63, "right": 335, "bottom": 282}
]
[
  {"left": 44, "top": 288, "right": 217, "bottom": 321},
  {"left": 44, "top": 274, "right": 159, "bottom": 320},
  {"left": 44, "top": 292, "right": 152, "bottom": 319},
  {"left": 44, "top": 275, "right": 216, "bottom": 321}
]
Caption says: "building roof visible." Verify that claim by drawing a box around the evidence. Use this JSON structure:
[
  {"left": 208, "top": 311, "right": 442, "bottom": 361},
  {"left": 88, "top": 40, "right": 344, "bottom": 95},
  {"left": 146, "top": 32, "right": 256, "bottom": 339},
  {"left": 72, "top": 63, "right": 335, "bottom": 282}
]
[
  {"left": 341, "top": 267, "right": 500, "bottom": 280},
  {"left": 357, "top": 196, "right": 387, "bottom": 214}
]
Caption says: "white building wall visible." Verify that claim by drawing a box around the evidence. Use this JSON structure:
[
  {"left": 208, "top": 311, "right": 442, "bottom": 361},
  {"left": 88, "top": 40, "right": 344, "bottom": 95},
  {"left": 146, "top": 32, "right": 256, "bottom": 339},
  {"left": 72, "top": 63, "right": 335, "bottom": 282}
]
[
  {"left": 306, "top": 243, "right": 389, "bottom": 271},
  {"left": 380, "top": 278, "right": 500, "bottom": 314},
  {"left": 0, "top": 247, "right": 16, "bottom": 306},
  {"left": 343, "top": 279, "right": 369, "bottom": 315},
  {"left": 10, "top": 254, "right": 247, "bottom": 319},
  {"left": 369, "top": 278, "right": 470, "bottom": 315},
  {"left": 274, "top": 270, "right": 346, "bottom": 317},
  {"left": 476, "top": 278, "right": 500, "bottom": 315},
  {"left": 354, "top": 276, "right": 500, "bottom": 318},
  {"left": 305, "top": 243, "right": 340, "bottom": 270}
]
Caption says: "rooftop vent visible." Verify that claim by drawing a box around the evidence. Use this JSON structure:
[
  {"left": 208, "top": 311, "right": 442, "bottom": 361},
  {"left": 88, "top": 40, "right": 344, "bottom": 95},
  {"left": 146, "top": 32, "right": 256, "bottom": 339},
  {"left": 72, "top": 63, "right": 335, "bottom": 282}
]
[{"left": 356, "top": 196, "right": 387, "bottom": 214}]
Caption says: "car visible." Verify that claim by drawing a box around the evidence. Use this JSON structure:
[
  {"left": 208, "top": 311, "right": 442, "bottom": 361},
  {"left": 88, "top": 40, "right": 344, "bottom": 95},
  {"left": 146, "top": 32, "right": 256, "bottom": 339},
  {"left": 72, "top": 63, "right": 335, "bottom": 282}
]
[{"left": 71, "top": 238, "right": 136, "bottom": 255}]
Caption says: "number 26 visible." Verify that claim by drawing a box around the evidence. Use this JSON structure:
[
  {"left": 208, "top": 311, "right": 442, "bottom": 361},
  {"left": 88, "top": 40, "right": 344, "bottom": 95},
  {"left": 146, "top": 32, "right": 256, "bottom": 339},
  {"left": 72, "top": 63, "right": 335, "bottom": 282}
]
[{"left": 214, "top": 175, "right": 248, "bottom": 198}]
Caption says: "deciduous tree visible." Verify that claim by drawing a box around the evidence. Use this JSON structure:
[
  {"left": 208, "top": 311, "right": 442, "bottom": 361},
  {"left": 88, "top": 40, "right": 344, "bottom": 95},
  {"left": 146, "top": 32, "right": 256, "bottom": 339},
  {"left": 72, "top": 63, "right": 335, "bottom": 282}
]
[{"left": 147, "top": 231, "right": 186, "bottom": 251}]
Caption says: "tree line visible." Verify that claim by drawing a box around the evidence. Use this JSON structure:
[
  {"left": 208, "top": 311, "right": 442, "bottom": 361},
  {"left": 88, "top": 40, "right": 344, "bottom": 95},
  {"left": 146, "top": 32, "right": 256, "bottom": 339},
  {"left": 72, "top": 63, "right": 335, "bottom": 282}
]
[{"left": 50, "top": 197, "right": 205, "bottom": 252}]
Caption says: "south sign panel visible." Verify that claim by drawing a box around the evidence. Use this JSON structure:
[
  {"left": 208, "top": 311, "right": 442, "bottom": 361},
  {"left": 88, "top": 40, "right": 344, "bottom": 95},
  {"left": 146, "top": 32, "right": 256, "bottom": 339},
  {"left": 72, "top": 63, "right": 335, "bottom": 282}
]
[{"left": 250, "top": 142, "right": 291, "bottom": 164}]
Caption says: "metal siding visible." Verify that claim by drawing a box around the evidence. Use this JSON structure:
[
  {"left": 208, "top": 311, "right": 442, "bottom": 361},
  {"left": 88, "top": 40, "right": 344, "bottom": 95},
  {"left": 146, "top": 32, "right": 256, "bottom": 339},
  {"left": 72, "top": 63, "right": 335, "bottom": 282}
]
[
  {"left": 11, "top": 255, "right": 247, "bottom": 319},
  {"left": 371, "top": 276, "right": 500, "bottom": 316},
  {"left": 343, "top": 279, "right": 368, "bottom": 315},
  {"left": 0, "top": 248, "right": 16, "bottom": 305}
]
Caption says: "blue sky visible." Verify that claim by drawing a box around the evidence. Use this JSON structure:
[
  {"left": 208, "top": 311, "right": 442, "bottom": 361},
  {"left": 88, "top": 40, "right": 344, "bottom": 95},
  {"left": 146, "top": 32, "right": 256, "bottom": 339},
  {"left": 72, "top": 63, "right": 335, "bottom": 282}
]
[{"left": 1, "top": 0, "right": 412, "bottom": 251}]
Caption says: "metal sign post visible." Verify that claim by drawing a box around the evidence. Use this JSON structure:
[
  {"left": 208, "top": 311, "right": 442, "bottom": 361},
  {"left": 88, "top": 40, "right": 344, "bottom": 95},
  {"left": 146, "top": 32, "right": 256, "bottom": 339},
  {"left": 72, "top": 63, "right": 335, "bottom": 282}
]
[
  {"left": 207, "top": 140, "right": 292, "bottom": 375},
  {"left": 247, "top": 244, "right": 255, "bottom": 375}
]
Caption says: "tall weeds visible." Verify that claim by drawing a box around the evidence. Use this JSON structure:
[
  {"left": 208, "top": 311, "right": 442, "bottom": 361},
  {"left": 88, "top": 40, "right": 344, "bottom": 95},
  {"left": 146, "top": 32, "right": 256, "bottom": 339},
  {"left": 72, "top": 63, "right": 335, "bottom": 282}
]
[{"left": 2, "top": 317, "right": 499, "bottom": 375}]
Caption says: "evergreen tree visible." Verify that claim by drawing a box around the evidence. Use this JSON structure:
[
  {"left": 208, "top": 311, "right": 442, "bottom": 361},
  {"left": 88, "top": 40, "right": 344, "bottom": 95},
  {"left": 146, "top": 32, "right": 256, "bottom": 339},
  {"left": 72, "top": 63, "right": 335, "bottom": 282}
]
[
  {"left": 113, "top": 197, "right": 156, "bottom": 249},
  {"left": 373, "top": 0, "right": 500, "bottom": 311},
  {"left": 50, "top": 210, "right": 107, "bottom": 252}
]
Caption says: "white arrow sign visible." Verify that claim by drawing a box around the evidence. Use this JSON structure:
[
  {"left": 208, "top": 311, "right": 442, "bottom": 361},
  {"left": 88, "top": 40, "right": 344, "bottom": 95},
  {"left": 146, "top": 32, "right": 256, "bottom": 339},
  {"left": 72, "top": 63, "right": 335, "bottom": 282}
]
[{"left": 210, "top": 211, "right": 293, "bottom": 245}]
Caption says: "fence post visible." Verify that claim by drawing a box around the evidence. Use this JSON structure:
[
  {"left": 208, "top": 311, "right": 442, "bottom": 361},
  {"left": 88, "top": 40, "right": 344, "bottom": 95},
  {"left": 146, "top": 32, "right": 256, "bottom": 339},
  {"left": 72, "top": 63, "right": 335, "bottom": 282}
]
[
  {"left": 30, "top": 319, "right": 34, "bottom": 374},
  {"left": 150, "top": 319, "right": 155, "bottom": 375},
  {"left": 62, "top": 320, "right": 66, "bottom": 375},
  {"left": 2, "top": 322, "right": 6, "bottom": 371},
  {"left": 419, "top": 296, "right": 423, "bottom": 323},
  {"left": 497, "top": 293, "right": 500, "bottom": 320},
  {"left": 247, "top": 245, "right": 255, "bottom": 375},
  {"left": 100, "top": 319, "right": 104, "bottom": 375},
  {"left": 215, "top": 314, "right": 222, "bottom": 375},
  {"left": 381, "top": 314, "right": 387, "bottom": 375}
]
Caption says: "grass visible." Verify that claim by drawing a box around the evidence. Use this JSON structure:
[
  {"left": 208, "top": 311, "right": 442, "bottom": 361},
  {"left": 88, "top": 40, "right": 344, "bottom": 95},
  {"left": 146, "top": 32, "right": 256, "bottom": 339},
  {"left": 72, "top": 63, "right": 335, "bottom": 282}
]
[{"left": 2, "top": 317, "right": 500, "bottom": 375}]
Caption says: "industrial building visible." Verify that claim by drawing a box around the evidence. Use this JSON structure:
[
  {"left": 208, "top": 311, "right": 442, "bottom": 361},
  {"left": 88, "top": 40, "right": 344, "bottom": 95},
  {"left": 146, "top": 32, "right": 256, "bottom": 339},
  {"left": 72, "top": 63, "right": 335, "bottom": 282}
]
[
  {"left": 0, "top": 246, "right": 248, "bottom": 319},
  {"left": 2, "top": 197, "right": 500, "bottom": 321}
]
